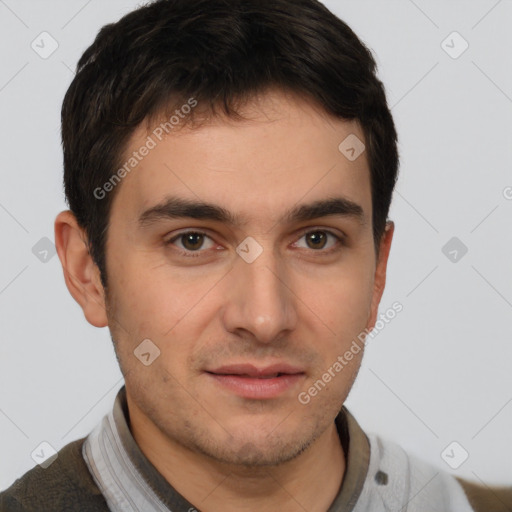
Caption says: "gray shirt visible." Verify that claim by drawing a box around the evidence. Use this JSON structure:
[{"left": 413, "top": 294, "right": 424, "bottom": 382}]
[{"left": 82, "top": 385, "right": 476, "bottom": 511}]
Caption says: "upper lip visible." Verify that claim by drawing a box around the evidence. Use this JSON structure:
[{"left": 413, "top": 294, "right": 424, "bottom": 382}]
[{"left": 206, "top": 363, "right": 305, "bottom": 377}]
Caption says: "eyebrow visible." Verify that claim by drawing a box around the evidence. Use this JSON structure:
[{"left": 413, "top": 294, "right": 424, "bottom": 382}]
[{"left": 137, "top": 195, "right": 366, "bottom": 229}]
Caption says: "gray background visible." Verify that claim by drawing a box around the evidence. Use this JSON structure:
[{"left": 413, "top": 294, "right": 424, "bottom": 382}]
[{"left": 1, "top": 0, "right": 511, "bottom": 491}]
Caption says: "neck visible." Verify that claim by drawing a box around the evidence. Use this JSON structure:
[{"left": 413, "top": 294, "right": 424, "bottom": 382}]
[{"left": 130, "top": 409, "right": 346, "bottom": 512}]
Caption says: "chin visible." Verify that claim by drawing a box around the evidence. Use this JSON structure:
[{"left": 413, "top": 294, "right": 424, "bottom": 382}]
[
  {"left": 191, "top": 423, "right": 316, "bottom": 468},
  {"left": 209, "top": 438, "right": 311, "bottom": 468}
]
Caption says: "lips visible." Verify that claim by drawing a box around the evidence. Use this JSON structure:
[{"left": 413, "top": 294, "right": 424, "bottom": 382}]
[
  {"left": 206, "top": 363, "right": 305, "bottom": 378},
  {"left": 205, "top": 363, "right": 306, "bottom": 399}
]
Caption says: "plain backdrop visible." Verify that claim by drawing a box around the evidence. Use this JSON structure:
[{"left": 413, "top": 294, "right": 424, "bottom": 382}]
[{"left": 1, "top": 0, "right": 511, "bottom": 491}]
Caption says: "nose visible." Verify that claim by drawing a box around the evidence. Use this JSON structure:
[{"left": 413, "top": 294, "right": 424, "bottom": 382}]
[{"left": 221, "top": 245, "right": 298, "bottom": 344}]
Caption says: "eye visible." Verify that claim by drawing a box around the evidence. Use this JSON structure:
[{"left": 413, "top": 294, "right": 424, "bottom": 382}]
[
  {"left": 166, "top": 231, "right": 216, "bottom": 256},
  {"left": 293, "top": 229, "right": 344, "bottom": 253},
  {"left": 165, "top": 229, "right": 344, "bottom": 258}
]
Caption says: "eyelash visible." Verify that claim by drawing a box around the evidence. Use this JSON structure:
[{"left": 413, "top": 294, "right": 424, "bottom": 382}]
[{"left": 164, "top": 229, "right": 345, "bottom": 258}]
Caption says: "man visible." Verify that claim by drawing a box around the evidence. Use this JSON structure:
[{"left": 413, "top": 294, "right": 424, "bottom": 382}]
[{"left": 1, "top": 0, "right": 511, "bottom": 510}]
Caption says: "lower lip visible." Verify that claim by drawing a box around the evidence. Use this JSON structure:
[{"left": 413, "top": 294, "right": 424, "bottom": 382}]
[{"left": 206, "top": 372, "right": 305, "bottom": 399}]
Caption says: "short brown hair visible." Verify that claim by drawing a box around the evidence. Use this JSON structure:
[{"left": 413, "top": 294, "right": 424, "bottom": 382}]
[{"left": 61, "top": 0, "right": 400, "bottom": 290}]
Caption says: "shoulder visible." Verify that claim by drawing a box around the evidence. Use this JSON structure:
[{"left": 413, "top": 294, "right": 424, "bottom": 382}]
[
  {"left": 364, "top": 433, "right": 512, "bottom": 512},
  {"left": 0, "top": 437, "right": 109, "bottom": 512},
  {"left": 456, "top": 476, "right": 512, "bottom": 512}
]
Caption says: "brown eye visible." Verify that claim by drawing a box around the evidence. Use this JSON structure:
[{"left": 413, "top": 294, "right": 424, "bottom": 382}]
[
  {"left": 180, "top": 232, "right": 205, "bottom": 251},
  {"left": 166, "top": 231, "right": 216, "bottom": 255},
  {"left": 305, "top": 231, "right": 328, "bottom": 249},
  {"left": 294, "top": 230, "right": 343, "bottom": 253}
]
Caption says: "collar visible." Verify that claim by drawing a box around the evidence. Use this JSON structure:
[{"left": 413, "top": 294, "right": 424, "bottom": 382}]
[{"left": 83, "top": 385, "right": 370, "bottom": 511}]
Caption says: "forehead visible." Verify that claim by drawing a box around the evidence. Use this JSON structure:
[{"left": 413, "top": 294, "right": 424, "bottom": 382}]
[{"left": 109, "top": 90, "right": 372, "bottom": 230}]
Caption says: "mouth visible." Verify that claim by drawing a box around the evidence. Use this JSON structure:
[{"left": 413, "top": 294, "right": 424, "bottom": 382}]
[{"left": 204, "top": 363, "right": 306, "bottom": 399}]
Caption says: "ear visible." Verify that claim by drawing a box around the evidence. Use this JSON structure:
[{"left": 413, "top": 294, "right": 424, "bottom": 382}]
[
  {"left": 54, "top": 210, "right": 108, "bottom": 328},
  {"left": 365, "top": 221, "right": 395, "bottom": 331}
]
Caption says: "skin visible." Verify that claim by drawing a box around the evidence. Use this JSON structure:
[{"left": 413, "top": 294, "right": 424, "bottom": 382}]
[{"left": 55, "top": 89, "right": 394, "bottom": 512}]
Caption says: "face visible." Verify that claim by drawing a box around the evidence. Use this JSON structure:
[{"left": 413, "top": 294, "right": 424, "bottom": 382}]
[{"left": 98, "top": 90, "right": 392, "bottom": 467}]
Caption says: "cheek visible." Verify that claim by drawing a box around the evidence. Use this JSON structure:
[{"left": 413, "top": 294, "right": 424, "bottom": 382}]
[
  {"left": 108, "top": 254, "right": 199, "bottom": 333},
  {"left": 305, "top": 263, "right": 374, "bottom": 337}
]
